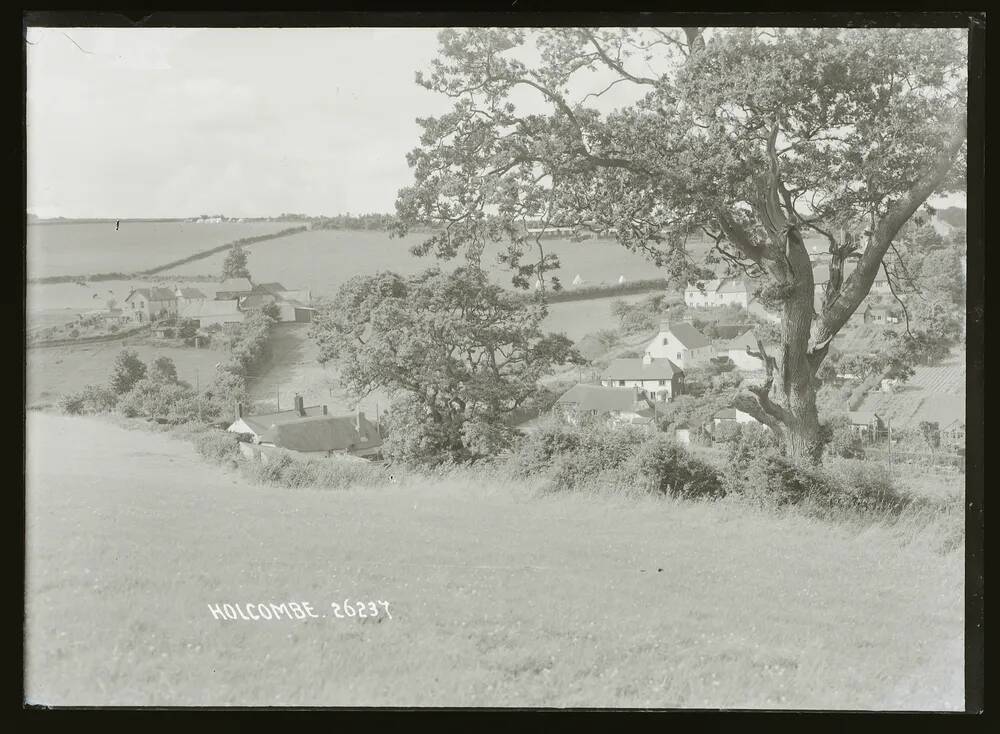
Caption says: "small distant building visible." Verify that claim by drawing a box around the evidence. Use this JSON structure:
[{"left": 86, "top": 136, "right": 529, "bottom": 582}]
[
  {"left": 644, "top": 321, "right": 714, "bottom": 370},
  {"left": 846, "top": 411, "right": 885, "bottom": 438},
  {"left": 722, "top": 329, "right": 779, "bottom": 372},
  {"left": 684, "top": 278, "right": 750, "bottom": 309},
  {"left": 601, "top": 354, "right": 684, "bottom": 401},
  {"left": 813, "top": 260, "right": 892, "bottom": 298},
  {"left": 712, "top": 408, "right": 762, "bottom": 429},
  {"left": 174, "top": 286, "right": 208, "bottom": 301},
  {"left": 213, "top": 278, "right": 255, "bottom": 300},
  {"left": 123, "top": 287, "right": 178, "bottom": 322},
  {"left": 555, "top": 384, "right": 658, "bottom": 428},
  {"left": 177, "top": 298, "right": 245, "bottom": 328},
  {"left": 866, "top": 304, "right": 900, "bottom": 325}
]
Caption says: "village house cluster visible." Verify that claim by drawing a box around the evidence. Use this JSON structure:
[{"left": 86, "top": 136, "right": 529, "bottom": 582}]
[{"left": 112, "top": 279, "right": 315, "bottom": 329}]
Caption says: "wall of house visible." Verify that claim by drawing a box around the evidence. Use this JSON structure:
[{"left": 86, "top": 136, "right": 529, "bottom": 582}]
[
  {"left": 599, "top": 378, "right": 673, "bottom": 399},
  {"left": 714, "top": 410, "right": 760, "bottom": 426},
  {"left": 684, "top": 291, "right": 748, "bottom": 308}
]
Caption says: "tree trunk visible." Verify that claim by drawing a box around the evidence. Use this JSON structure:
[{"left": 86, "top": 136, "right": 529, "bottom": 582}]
[{"left": 776, "top": 229, "right": 825, "bottom": 463}]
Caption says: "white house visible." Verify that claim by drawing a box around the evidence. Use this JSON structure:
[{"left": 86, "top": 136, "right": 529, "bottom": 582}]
[
  {"left": 123, "top": 287, "right": 178, "bottom": 322},
  {"left": 684, "top": 278, "right": 750, "bottom": 309},
  {"left": 600, "top": 355, "right": 684, "bottom": 401},
  {"left": 177, "top": 298, "right": 245, "bottom": 328},
  {"left": 644, "top": 321, "right": 714, "bottom": 369}
]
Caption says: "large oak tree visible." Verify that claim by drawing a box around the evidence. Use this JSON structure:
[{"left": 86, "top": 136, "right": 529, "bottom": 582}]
[{"left": 394, "top": 27, "right": 968, "bottom": 460}]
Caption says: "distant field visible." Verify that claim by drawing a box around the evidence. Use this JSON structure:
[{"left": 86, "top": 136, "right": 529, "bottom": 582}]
[
  {"left": 27, "top": 221, "right": 293, "bottom": 280},
  {"left": 26, "top": 338, "right": 230, "bottom": 408},
  {"left": 158, "top": 228, "right": 695, "bottom": 296},
  {"left": 25, "top": 412, "right": 963, "bottom": 708},
  {"left": 544, "top": 293, "right": 650, "bottom": 342}
]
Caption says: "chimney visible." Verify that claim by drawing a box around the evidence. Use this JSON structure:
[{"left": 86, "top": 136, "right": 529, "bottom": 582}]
[
  {"left": 322, "top": 405, "right": 328, "bottom": 415},
  {"left": 659, "top": 319, "right": 670, "bottom": 332},
  {"left": 235, "top": 402, "right": 243, "bottom": 420},
  {"left": 356, "top": 411, "right": 366, "bottom": 434},
  {"left": 642, "top": 352, "right": 653, "bottom": 365},
  {"left": 294, "top": 395, "right": 305, "bottom": 417}
]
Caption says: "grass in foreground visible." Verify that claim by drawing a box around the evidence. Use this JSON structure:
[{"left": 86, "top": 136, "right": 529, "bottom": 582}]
[{"left": 25, "top": 413, "right": 963, "bottom": 708}]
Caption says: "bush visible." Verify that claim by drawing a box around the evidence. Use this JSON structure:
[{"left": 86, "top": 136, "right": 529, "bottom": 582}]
[
  {"left": 826, "top": 418, "right": 865, "bottom": 459},
  {"left": 118, "top": 378, "right": 197, "bottom": 422},
  {"left": 110, "top": 349, "right": 148, "bottom": 395},
  {"left": 510, "top": 419, "right": 583, "bottom": 477},
  {"left": 624, "top": 437, "right": 722, "bottom": 499},
  {"left": 246, "top": 451, "right": 387, "bottom": 490},
  {"left": 824, "top": 461, "right": 911, "bottom": 514},
  {"left": 547, "top": 424, "right": 645, "bottom": 491},
  {"left": 193, "top": 430, "right": 241, "bottom": 464},
  {"left": 69, "top": 329, "right": 80, "bottom": 338},
  {"left": 732, "top": 454, "right": 835, "bottom": 508},
  {"left": 58, "top": 384, "right": 118, "bottom": 415}
]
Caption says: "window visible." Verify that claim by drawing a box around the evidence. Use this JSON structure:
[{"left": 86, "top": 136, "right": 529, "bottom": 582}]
[
  {"left": 618, "top": 380, "right": 625, "bottom": 386},
  {"left": 662, "top": 338, "right": 668, "bottom": 345},
  {"left": 677, "top": 352, "right": 682, "bottom": 360},
  {"left": 659, "top": 380, "right": 666, "bottom": 386}
]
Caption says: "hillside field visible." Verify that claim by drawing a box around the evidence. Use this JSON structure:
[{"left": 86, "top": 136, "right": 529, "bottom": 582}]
[
  {"left": 25, "top": 412, "right": 963, "bottom": 708},
  {"left": 27, "top": 338, "right": 230, "bottom": 409}
]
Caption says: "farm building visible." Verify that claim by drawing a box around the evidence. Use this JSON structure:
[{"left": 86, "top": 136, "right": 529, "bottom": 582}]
[
  {"left": 177, "top": 298, "right": 245, "bottom": 328},
  {"left": 174, "top": 286, "right": 207, "bottom": 301},
  {"left": 712, "top": 407, "right": 763, "bottom": 429},
  {"left": 123, "top": 287, "right": 178, "bottom": 322},
  {"left": 601, "top": 354, "right": 684, "bottom": 401},
  {"left": 644, "top": 321, "right": 714, "bottom": 369},
  {"left": 555, "top": 384, "right": 658, "bottom": 428},
  {"left": 684, "top": 278, "right": 750, "bottom": 309},
  {"left": 213, "top": 278, "right": 254, "bottom": 300},
  {"left": 229, "top": 396, "right": 382, "bottom": 459}
]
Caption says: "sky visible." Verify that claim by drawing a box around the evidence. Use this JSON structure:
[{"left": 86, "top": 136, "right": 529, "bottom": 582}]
[
  {"left": 26, "top": 27, "right": 965, "bottom": 219},
  {"left": 26, "top": 27, "right": 461, "bottom": 219}
]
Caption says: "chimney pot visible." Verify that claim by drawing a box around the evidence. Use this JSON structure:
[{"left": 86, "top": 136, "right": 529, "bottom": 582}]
[
  {"left": 235, "top": 402, "right": 243, "bottom": 419},
  {"left": 294, "top": 395, "right": 305, "bottom": 417},
  {"left": 322, "top": 405, "right": 328, "bottom": 415}
]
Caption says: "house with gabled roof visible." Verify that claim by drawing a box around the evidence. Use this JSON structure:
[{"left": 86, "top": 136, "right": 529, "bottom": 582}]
[
  {"left": 123, "top": 286, "right": 178, "bottom": 322},
  {"left": 684, "top": 278, "right": 750, "bottom": 309},
  {"left": 213, "top": 278, "right": 254, "bottom": 300},
  {"left": 555, "top": 384, "right": 657, "bottom": 428},
  {"left": 600, "top": 353, "right": 684, "bottom": 401},
  {"left": 643, "top": 321, "right": 714, "bottom": 369}
]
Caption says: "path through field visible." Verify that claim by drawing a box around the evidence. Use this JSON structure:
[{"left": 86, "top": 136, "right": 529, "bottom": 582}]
[{"left": 25, "top": 413, "right": 964, "bottom": 708}]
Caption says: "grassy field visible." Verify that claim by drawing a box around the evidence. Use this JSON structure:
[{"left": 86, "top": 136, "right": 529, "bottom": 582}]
[
  {"left": 157, "top": 228, "right": 690, "bottom": 295},
  {"left": 27, "top": 221, "right": 293, "bottom": 280},
  {"left": 25, "top": 412, "right": 964, "bottom": 708},
  {"left": 26, "top": 338, "right": 230, "bottom": 409}
]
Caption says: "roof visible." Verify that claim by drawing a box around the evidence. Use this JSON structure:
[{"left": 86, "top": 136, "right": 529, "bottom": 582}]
[
  {"left": 239, "top": 405, "right": 328, "bottom": 435},
  {"left": 556, "top": 384, "right": 653, "bottom": 415},
  {"left": 602, "top": 357, "right": 682, "bottom": 381},
  {"left": 239, "top": 294, "right": 275, "bottom": 309},
  {"left": 176, "top": 287, "right": 207, "bottom": 299},
  {"left": 726, "top": 329, "right": 760, "bottom": 351},
  {"left": 214, "top": 278, "right": 254, "bottom": 294},
  {"left": 125, "top": 287, "right": 176, "bottom": 302},
  {"left": 685, "top": 278, "right": 748, "bottom": 295},
  {"left": 714, "top": 408, "right": 744, "bottom": 420},
  {"left": 177, "top": 298, "right": 243, "bottom": 319},
  {"left": 259, "top": 414, "right": 382, "bottom": 453},
  {"left": 253, "top": 282, "right": 287, "bottom": 295},
  {"left": 856, "top": 393, "right": 965, "bottom": 431},
  {"left": 663, "top": 321, "right": 712, "bottom": 350},
  {"left": 847, "top": 411, "right": 880, "bottom": 425}
]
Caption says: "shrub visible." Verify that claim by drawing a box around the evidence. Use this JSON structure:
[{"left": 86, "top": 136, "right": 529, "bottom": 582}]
[
  {"left": 624, "top": 437, "right": 722, "bottom": 499},
  {"left": 246, "top": 451, "right": 387, "bottom": 490},
  {"left": 826, "top": 417, "right": 865, "bottom": 459},
  {"left": 510, "top": 419, "right": 583, "bottom": 477},
  {"left": 110, "top": 349, "right": 148, "bottom": 395},
  {"left": 58, "top": 384, "right": 118, "bottom": 415},
  {"left": 118, "top": 378, "right": 197, "bottom": 421},
  {"left": 193, "top": 430, "right": 241, "bottom": 464},
  {"left": 547, "top": 424, "right": 648, "bottom": 491},
  {"left": 68, "top": 329, "right": 80, "bottom": 338},
  {"left": 735, "top": 454, "right": 835, "bottom": 508},
  {"left": 824, "top": 461, "right": 911, "bottom": 514}
]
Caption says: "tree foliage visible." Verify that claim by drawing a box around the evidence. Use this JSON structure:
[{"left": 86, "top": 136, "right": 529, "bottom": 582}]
[
  {"left": 109, "top": 349, "right": 148, "bottom": 395},
  {"left": 395, "top": 27, "right": 967, "bottom": 461},
  {"left": 311, "top": 266, "right": 580, "bottom": 464},
  {"left": 222, "top": 243, "right": 251, "bottom": 281}
]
